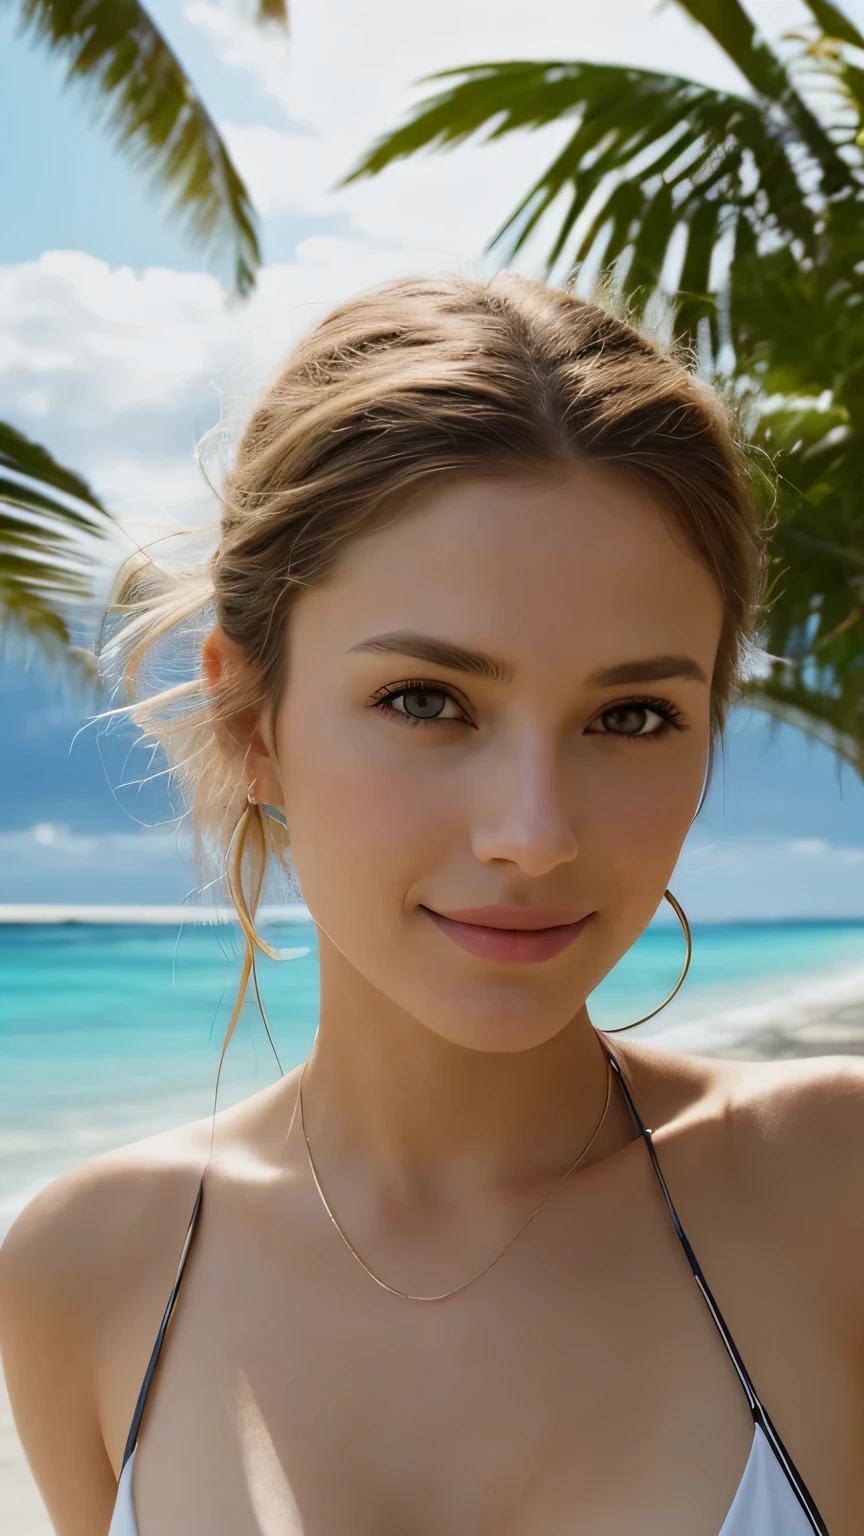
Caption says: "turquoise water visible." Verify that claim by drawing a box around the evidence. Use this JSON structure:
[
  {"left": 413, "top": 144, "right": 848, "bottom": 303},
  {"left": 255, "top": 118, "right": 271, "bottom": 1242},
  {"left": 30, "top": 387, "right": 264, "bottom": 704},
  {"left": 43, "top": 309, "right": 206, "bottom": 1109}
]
[{"left": 2, "top": 918, "right": 864, "bottom": 1206}]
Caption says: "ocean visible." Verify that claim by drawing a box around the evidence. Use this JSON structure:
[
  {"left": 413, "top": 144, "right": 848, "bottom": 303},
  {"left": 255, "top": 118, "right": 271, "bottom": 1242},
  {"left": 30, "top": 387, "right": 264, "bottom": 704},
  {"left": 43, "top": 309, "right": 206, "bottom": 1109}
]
[{"left": 2, "top": 915, "right": 864, "bottom": 1223}]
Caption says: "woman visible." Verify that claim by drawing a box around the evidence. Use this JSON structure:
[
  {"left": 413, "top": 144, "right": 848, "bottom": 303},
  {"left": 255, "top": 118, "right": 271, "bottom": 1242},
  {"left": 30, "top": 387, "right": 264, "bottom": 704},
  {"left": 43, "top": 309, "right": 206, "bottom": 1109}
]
[{"left": 0, "top": 275, "right": 860, "bottom": 1535}]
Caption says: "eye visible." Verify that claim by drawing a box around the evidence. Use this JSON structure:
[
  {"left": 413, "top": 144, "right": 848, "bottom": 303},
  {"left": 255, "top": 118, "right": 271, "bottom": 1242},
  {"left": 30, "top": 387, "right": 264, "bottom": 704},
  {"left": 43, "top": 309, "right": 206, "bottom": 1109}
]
[
  {"left": 587, "top": 698, "right": 684, "bottom": 740},
  {"left": 371, "top": 680, "right": 472, "bottom": 727}
]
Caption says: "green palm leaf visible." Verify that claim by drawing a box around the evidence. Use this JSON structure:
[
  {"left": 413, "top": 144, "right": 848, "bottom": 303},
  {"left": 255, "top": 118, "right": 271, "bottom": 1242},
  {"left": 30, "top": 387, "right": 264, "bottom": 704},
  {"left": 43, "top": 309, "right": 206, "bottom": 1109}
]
[
  {"left": 343, "top": 59, "right": 826, "bottom": 335},
  {"left": 11, "top": 0, "right": 287, "bottom": 294},
  {"left": 802, "top": 0, "right": 864, "bottom": 51},
  {"left": 675, "top": 0, "right": 855, "bottom": 190},
  {"left": 0, "top": 421, "right": 114, "bottom": 655}
]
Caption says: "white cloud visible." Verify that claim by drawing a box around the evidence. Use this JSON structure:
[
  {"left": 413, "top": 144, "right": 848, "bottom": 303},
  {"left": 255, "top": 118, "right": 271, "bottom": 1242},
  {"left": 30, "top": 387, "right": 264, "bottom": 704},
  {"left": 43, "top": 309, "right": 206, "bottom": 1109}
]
[
  {"left": 188, "top": 0, "right": 801, "bottom": 269},
  {"left": 15, "top": 387, "right": 51, "bottom": 417},
  {"left": 672, "top": 834, "right": 864, "bottom": 920},
  {"left": 0, "top": 230, "right": 504, "bottom": 584},
  {"left": 184, "top": 0, "right": 821, "bottom": 254},
  {"left": 0, "top": 823, "right": 194, "bottom": 904},
  {"left": 186, "top": 0, "right": 769, "bottom": 121},
  {"left": 2, "top": 823, "right": 184, "bottom": 864}
]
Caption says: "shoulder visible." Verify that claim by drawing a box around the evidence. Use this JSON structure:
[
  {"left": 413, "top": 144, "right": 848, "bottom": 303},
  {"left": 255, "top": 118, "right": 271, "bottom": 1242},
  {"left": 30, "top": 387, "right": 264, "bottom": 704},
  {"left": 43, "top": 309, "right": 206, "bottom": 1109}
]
[
  {"left": 0, "top": 1117, "right": 211, "bottom": 1325},
  {"left": 0, "top": 1068, "right": 299, "bottom": 1329},
  {"left": 722, "top": 1052, "right": 864, "bottom": 1195},
  {"left": 625, "top": 1037, "right": 864, "bottom": 1174},
  {"left": 723, "top": 1055, "right": 864, "bottom": 1348},
  {"left": 731, "top": 1053, "right": 864, "bottom": 1231},
  {"left": 630, "top": 1044, "right": 864, "bottom": 1324}
]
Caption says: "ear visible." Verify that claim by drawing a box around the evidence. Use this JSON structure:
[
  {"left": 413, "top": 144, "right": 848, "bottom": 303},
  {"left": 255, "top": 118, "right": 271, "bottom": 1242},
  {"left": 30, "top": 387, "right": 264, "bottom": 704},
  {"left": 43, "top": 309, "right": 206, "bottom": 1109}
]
[{"left": 201, "top": 627, "right": 284, "bottom": 806}]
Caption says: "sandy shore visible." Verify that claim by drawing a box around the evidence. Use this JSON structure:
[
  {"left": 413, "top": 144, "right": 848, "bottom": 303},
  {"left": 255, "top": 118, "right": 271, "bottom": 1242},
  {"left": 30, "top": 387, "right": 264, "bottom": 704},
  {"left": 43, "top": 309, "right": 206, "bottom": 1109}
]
[{"left": 3, "top": 982, "right": 864, "bottom": 1534}]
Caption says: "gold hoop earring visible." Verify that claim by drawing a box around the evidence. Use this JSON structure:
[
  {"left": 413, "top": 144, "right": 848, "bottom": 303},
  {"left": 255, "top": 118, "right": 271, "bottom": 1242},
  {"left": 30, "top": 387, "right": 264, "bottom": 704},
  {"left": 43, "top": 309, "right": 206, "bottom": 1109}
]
[{"left": 599, "top": 889, "right": 692, "bottom": 1034}]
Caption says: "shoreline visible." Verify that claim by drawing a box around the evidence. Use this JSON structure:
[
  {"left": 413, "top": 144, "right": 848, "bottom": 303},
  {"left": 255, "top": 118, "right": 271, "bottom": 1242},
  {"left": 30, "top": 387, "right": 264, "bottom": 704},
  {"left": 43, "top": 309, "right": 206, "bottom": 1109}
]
[
  {"left": 650, "top": 960, "right": 864, "bottom": 1058},
  {"left": 0, "top": 903, "right": 312, "bottom": 925}
]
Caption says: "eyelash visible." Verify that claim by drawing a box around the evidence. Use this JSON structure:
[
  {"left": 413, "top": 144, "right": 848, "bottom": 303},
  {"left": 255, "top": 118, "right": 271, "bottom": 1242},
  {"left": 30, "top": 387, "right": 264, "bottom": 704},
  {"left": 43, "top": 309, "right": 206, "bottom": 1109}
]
[
  {"left": 590, "top": 694, "right": 687, "bottom": 743},
  {"left": 370, "top": 680, "right": 687, "bottom": 739},
  {"left": 370, "top": 678, "right": 473, "bottom": 729}
]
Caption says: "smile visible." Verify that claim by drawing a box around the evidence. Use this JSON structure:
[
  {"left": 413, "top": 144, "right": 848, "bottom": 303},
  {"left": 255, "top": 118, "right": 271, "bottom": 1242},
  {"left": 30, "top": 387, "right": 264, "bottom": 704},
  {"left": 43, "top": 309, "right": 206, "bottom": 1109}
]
[{"left": 420, "top": 906, "right": 594, "bottom": 964}]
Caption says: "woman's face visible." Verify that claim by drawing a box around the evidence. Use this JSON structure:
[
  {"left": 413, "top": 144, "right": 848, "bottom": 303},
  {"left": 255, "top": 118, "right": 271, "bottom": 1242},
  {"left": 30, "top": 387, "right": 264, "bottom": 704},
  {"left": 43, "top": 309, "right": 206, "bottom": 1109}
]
[{"left": 264, "top": 467, "right": 723, "bottom": 1052}]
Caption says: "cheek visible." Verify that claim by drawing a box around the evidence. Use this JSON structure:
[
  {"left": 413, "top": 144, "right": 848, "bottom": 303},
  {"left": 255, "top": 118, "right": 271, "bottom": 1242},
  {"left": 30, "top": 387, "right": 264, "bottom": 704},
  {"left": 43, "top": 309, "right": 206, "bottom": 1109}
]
[{"left": 275, "top": 699, "right": 457, "bottom": 919}]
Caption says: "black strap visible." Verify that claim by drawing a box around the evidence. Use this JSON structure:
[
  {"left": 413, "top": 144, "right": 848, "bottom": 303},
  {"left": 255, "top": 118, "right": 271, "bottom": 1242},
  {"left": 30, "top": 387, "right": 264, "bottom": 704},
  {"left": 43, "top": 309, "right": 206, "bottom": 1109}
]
[
  {"left": 121, "top": 1175, "right": 205, "bottom": 1470},
  {"left": 605, "top": 1049, "right": 829, "bottom": 1535}
]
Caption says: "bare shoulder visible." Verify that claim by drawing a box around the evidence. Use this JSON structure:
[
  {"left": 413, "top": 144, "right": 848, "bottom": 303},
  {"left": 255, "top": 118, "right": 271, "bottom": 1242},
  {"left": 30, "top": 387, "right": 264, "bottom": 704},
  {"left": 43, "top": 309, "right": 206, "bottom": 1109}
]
[
  {"left": 711, "top": 1049, "right": 864, "bottom": 1193},
  {"left": 625, "top": 1040, "right": 864, "bottom": 1318},
  {"left": 0, "top": 1116, "right": 211, "bottom": 1324},
  {"left": 625, "top": 1035, "right": 864, "bottom": 1159},
  {"left": 0, "top": 1066, "right": 298, "bottom": 1347}
]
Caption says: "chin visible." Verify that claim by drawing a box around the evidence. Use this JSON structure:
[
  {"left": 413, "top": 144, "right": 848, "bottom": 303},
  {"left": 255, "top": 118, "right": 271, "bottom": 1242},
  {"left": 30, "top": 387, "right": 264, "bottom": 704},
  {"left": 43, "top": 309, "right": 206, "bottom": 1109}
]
[{"left": 413, "top": 980, "right": 578, "bottom": 1055}]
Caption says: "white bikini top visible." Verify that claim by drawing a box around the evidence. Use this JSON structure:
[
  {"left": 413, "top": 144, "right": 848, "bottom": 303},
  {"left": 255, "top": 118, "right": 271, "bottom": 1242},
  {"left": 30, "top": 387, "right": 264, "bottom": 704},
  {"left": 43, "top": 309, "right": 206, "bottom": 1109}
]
[{"left": 106, "top": 1056, "right": 829, "bottom": 1535}]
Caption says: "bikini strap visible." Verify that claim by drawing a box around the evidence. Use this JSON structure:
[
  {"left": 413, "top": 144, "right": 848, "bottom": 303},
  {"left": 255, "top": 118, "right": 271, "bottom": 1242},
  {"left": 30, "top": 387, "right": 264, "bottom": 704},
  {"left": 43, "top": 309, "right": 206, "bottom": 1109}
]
[
  {"left": 605, "top": 1049, "right": 829, "bottom": 1536},
  {"left": 121, "top": 1174, "right": 205, "bottom": 1470}
]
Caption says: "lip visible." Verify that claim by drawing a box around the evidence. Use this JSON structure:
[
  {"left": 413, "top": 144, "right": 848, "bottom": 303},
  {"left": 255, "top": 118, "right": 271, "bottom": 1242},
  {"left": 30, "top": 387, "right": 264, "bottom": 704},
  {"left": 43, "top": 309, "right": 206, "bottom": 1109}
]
[{"left": 420, "top": 905, "right": 594, "bottom": 964}]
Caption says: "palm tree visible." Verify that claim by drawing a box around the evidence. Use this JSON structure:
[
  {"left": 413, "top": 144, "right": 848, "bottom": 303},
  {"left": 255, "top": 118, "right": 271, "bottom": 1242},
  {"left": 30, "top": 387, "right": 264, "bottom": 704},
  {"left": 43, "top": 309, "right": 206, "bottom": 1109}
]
[
  {"left": 2, "top": 0, "right": 288, "bottom": 655},
  {"left": 344, "top": 0, "right": 864, "bottom": 772}
]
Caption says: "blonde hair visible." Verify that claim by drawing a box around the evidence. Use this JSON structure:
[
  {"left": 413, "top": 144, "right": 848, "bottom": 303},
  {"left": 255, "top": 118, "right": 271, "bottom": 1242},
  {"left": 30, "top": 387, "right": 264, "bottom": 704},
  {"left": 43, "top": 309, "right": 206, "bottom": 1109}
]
[{"left": 100, "top": 272, "right": 768, "bottom": 1056}]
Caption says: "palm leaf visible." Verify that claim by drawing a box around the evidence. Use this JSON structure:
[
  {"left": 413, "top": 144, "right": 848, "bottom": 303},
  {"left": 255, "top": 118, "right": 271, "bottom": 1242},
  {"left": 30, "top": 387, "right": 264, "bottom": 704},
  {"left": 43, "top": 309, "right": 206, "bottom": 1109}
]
[
  {"left": 0, "top": 421, "right": 114, "bottom": 654},
  {"left": 345, "top": 60, "right": 820, "bottom": 337},
  {"left": 801, "top": 0, "right": 864, "bottom": 51},
  {"left": 675, "top": 0, "right": 856, "bottom": 193},
  {"left": 10, "top": 0, "right": 290, "bottom": 294}
]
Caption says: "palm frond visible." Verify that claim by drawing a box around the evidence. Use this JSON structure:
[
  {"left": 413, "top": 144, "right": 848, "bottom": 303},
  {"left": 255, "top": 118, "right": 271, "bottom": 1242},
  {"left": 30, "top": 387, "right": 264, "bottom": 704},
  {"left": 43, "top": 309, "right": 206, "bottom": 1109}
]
[
  {"left": 345, "top": 60, "right": 823, "bottom": 342},
  {"left": 676, "top": 0, "right": 856, "bottom": 192},
  {"left": 801, "top": 0, "right": 864, "bottom": 51},
  {"left": 14, "top": 0, "right": 271, "bottom": 293},
  {"left": 0, "top": 421, "right": 114, "bottom": 655}
]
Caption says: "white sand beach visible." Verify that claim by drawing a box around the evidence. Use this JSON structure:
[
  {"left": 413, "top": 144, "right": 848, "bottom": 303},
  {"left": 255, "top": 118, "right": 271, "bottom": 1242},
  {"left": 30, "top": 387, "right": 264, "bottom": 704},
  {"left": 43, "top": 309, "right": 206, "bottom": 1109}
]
[{"left": 3, "top": 976, "right": 864, "bottom": 1534}]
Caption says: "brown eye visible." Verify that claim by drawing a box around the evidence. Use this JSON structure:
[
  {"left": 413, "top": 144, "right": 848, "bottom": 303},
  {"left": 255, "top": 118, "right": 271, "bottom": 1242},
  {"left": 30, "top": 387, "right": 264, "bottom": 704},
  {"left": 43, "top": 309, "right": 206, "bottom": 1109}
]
[{"left": 597, "top": 704, "right": 665, "bottom": 737}]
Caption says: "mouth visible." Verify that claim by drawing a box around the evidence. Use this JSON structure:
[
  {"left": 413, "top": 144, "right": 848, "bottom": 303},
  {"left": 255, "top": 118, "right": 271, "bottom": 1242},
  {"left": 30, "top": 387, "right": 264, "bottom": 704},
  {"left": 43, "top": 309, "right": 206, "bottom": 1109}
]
[{"left": 420, "top": 905, "right": 594, "bottom": 964}]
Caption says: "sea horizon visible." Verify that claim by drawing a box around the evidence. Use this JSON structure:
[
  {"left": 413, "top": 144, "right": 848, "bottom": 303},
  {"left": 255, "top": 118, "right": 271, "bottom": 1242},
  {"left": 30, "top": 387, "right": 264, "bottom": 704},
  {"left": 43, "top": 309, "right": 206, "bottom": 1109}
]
[{"left": 4, "top": 904, "right": 864, "bottom": 927}]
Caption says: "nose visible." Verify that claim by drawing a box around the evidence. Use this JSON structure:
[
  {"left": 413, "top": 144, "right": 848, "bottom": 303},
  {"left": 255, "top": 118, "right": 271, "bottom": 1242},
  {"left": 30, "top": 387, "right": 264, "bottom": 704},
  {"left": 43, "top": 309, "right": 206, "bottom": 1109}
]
[{"left": 470, "top": 728, "right": 578, "bottom": 878}]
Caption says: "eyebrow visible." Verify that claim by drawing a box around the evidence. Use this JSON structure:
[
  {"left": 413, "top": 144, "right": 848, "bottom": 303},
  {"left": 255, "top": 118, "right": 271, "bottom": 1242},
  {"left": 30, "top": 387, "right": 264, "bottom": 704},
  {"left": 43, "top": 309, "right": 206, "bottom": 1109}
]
[
  {"left": 349, "top": 634, "right": 708, "bottom": 689},
  {"left": 348, "top": 632, "right": 513, "bottom": 682},
  {"left": 585, "top": 655, "right": 709, "bottom": 687}
]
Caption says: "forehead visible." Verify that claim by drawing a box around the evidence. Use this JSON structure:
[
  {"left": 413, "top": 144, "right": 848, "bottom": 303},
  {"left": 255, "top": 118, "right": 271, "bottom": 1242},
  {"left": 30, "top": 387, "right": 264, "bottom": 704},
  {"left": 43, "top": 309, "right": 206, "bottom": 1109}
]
[{"left": 293, "top": 468, "right": 724, "bottom": 672}]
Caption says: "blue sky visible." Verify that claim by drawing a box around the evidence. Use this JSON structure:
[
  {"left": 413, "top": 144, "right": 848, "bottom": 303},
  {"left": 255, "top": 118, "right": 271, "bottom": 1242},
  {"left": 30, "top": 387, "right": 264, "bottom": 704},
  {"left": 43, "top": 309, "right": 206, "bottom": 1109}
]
[{"left": 2, "top": 0, "right": 863, "bottom": 916}]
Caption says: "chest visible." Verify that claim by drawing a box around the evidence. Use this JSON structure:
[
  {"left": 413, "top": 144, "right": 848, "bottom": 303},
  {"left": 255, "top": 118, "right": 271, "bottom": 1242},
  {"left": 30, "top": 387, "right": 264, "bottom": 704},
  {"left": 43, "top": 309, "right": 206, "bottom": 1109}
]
[
  {"left": 121, "top": 1180, "right": 768, "bottom": 1535},
  {"left": 107, "top": 1152, "right": 858, "bottom": 1536}
]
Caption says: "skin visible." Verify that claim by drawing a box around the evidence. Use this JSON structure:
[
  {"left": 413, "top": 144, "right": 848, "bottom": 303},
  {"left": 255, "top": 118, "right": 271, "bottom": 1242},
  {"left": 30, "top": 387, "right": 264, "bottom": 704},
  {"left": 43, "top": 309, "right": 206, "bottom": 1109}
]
[{"left": 1, "top": 465, "right": 863, "bottom": 1536}]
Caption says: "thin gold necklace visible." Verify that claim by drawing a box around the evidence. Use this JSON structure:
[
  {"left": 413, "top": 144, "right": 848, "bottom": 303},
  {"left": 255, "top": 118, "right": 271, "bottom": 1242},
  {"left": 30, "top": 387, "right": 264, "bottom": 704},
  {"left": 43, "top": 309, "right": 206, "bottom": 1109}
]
[{"left": 298, "top": 1047, "right": 615, "bottom": 1303}]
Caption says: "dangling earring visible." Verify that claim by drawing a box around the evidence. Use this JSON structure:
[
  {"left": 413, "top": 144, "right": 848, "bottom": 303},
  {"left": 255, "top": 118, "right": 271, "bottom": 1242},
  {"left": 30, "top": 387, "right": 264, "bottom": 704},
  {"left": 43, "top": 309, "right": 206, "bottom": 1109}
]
[
  {"left": 599, "top": 889, "right": 692, "bottom": 1034},
  {"left": 247, "top": 786, "right": 288, "bottom": 830}
]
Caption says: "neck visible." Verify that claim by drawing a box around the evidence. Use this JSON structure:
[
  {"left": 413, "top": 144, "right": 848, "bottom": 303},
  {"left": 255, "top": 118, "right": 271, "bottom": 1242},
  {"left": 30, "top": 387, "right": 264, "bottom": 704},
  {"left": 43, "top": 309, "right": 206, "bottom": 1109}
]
[{"left": 299, "top": 931, "right": 618, "bottom": 1199}]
